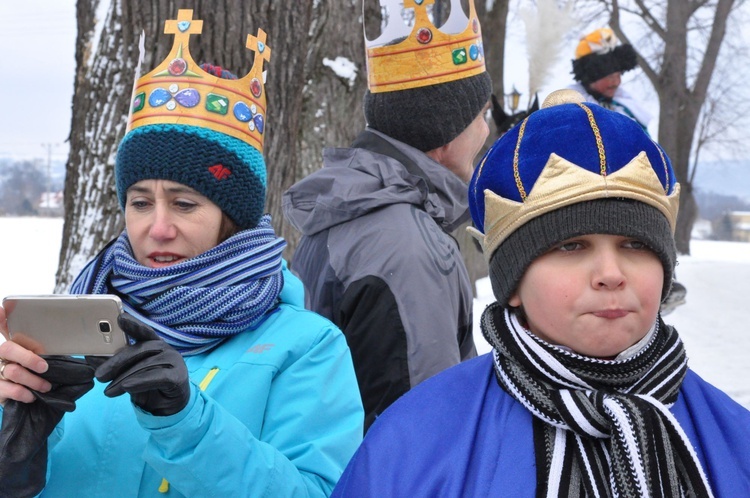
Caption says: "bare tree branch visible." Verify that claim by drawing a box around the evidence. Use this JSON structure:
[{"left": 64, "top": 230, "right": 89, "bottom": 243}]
[
  {"left": 691, "top": 0, "right": 735, "bottom": 103},
  {"left": 565, "top": 0, "right": 745, "bottom": 253},
  {"left": 631, "top": 0, "right": 666, "bottom": 38}
]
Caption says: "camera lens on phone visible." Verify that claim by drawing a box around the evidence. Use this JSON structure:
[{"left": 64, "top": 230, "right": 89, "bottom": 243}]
[{"left": 99, "top": 321, "right": 112, "bottom": 333}]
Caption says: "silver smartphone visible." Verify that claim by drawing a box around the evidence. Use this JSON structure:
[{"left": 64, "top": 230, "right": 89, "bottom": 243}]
[{"left": 3, "top": 294, "right": 128, "bottom": 356}]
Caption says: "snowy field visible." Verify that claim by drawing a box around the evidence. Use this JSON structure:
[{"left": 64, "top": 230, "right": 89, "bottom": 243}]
[{"left": 1, "top": 216, "right": 749, "bottom": 408}]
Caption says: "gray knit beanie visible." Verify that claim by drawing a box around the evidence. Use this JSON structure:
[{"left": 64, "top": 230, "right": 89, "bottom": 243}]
[{"left": 364, "top": 71, "right": 492, "bottom": 152}]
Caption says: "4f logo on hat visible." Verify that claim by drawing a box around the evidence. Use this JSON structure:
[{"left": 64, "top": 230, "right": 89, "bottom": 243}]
[{"left": 209, "top": 164, "right": 232, "bottom": 180}]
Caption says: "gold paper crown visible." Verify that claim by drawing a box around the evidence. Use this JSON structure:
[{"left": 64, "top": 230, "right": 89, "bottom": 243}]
[
  {"left": 365, "top": 0, "right": 486, "bottom": 93},
  {"left": 127, "top": 10, "right": 271, "bottom": 152}
]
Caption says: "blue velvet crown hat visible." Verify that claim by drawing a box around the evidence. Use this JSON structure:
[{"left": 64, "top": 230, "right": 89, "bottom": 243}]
[
  {"left": 468, "top": 89, "right": 680, "bottom": 306},
  {"left": 116, "top": 10, "right": 271, "bottom": 230}
]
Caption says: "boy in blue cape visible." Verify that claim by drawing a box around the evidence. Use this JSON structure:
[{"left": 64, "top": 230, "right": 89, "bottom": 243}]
[{"left": 331, "top": 90, "right": 750, "bottom": 497}]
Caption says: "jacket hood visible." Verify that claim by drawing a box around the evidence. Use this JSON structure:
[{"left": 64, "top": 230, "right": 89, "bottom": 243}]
[{"left": 283, "top": 129, "right": 471, "bottom": 236}]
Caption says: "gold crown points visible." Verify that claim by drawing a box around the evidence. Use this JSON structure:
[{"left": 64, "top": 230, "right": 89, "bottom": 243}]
[
  {"left": 127, "top": 10, "right": 271, "bottom": 152},
  {"left": 468, "top": 153, "right": 681, "bottom": 261},
  {"left": 366, "top": 0, "right": 486, "bottom": 93}
]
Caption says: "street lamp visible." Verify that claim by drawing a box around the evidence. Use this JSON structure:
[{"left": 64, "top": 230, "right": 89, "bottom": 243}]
[{"left": 505, "top": 86, "right": 522, "bottom": 114}]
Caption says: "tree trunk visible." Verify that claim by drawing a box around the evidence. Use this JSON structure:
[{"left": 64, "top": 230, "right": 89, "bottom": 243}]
[
  {"left": 56, "top": 0, "right": 132, "bottom": 292},
  {"left": 57, "top": 0, "right": 366, "bottom": 290},
  {"left": 284, "top": 0, "right": 373, "bottom": 257},
  {"left": 652, "top": 1, "right": 693, "bottom": 255},
  {"left": 476, "top": 0, "right": 508, "bottom": 143}
]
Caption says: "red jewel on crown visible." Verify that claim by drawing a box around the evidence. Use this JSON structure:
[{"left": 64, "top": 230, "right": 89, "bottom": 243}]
[
  {"left": 250, "top": 78, "right": 262, "bottom": 98},
  {"left": 416, "top": 27, "right": 432, "bottom": 44},
  {"left": 168, "top": 58, "right": 188, "bottom": 76}
]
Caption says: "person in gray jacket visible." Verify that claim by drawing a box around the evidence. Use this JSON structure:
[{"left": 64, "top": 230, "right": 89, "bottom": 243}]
[{"left": 283, "top": 0, "right": 492, "bottom": 431}]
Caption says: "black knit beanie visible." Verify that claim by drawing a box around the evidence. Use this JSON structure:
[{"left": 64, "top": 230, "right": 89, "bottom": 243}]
[
  {"left": 573, "top": 44, "right": 638, "bottom": 86},
  {"left": 488, "top": 199, "right": 675, "bottom": 307},
  {"left": 364, "top": 71, "right": 492, "bottom": 152}
]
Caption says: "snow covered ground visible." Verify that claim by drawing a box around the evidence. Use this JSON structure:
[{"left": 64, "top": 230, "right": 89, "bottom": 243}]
[{"left": 2, "top": 217, "right": 749, "bottom": 408}]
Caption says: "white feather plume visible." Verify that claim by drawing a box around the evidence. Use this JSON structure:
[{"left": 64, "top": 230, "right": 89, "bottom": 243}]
[{"left": 519, "top": 0, "right": 578, "bottom": 97}]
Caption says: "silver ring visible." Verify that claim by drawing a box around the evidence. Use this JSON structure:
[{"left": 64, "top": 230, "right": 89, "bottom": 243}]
[{"left": 0, "top": 360, "right": 8, "bottom": 381}]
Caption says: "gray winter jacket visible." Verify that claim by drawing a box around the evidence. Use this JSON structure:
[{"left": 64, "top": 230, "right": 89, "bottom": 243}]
[{"left": 283, "top": 129, "right": 476, "bottom": 431}]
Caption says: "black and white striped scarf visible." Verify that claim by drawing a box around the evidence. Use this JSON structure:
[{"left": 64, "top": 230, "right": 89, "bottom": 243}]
[
  {"left": 481, "top": 303, "right": 713, "bottom": 497},
  {"left": 69, "top": 215, "right": 285, "bottom": 356}
]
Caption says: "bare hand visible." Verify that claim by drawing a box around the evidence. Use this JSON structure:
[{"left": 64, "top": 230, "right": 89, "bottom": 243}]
[{"left": 0, "top": 306, "right": 51, "bottom": 405}]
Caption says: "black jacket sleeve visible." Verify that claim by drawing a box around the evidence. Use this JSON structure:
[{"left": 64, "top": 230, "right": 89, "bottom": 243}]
[{"left": 336, "top": 276, "right": 410, "bottom": 432}]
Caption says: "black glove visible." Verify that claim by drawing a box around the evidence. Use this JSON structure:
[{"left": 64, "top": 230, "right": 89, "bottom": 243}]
[
  {"left": 0, "top": 356, "right": 95, "bottom": 498},
  {"left": 93, "top": 314, "right": 190, "bottom": 416}
]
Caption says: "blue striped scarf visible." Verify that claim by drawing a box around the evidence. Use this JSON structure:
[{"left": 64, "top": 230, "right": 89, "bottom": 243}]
[{"left": 69, "top": 215, "right": 285, "bottom": 355}]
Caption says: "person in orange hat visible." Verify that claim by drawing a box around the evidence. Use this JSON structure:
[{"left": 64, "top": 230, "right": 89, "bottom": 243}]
[{"left": 569, "top": 27, "right": 651, "bottom": 132}]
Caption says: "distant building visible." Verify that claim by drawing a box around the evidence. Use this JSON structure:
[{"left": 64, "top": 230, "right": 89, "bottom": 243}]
[
  {"left": 712, "top": 211, "right": 750, "bottom": 242},
  {"left": 38, "top": 191, "right": 64, "bottom": 217}
]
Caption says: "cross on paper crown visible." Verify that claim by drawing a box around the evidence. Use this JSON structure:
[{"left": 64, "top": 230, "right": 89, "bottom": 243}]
[
  {"left": 365, "top": 0, "right": 486, "bottom": 93},
  {"left": 126, "top": 10, "right": 271, "bottom": 153}
]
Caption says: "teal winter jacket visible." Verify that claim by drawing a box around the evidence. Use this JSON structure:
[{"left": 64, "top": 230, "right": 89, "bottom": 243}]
[{"left": 32, "top": 268, "right": 364, "bottom": 497}]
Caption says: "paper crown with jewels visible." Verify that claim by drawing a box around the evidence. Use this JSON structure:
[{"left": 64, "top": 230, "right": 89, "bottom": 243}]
[
  {"left": 117, "top": 9, "right": 272, "bottom": 230},
  {"left": 126, "top": 9, "right": 271, "bottom": 153},
  {"left": 365, "top": 0, "right": 486, "bottom": 93}
]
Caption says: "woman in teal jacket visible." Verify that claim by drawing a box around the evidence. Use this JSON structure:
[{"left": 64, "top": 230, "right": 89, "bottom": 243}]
[
  {"left": 0, "top": 11, "right": 363, "bottom": 497},
  {"left": 40, "top": 266, "right": 362, "bottom": 497}
]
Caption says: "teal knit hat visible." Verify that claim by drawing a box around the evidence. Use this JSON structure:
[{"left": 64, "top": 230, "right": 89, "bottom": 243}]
[
  {"left": 116, "top": 64, "right": 267, "bottom": 229},
  {"left": 116, "top": 123, "right": 266, "bottom": 229}
]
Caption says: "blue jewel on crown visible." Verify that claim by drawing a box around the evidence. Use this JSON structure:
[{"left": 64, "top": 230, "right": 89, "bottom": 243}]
[
  {"left": 148, "top": 86, "right": 200, "bottom": 110},
  {"left": 233, "top": 101, "right": 253, "bottom": 122},
  {"left": 232, "top": 101, "right": 264, "bottom": 134},
  {"left": 469, "top": 44, "right": 479, "bottom": 61},
  {"left": 177, "top": 21, "right": 191, "bottom": 32},
  {"left": 149, "top": 88, "right": 172, "bottom": 107},
  {"left": 253, "top": 114, "right": 265, "bottom": 134}
]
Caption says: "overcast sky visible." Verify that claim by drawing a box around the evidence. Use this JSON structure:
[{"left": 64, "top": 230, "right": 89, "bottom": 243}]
[{"left": 0, "top": 1, "right": 77, "bottom": 161}]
